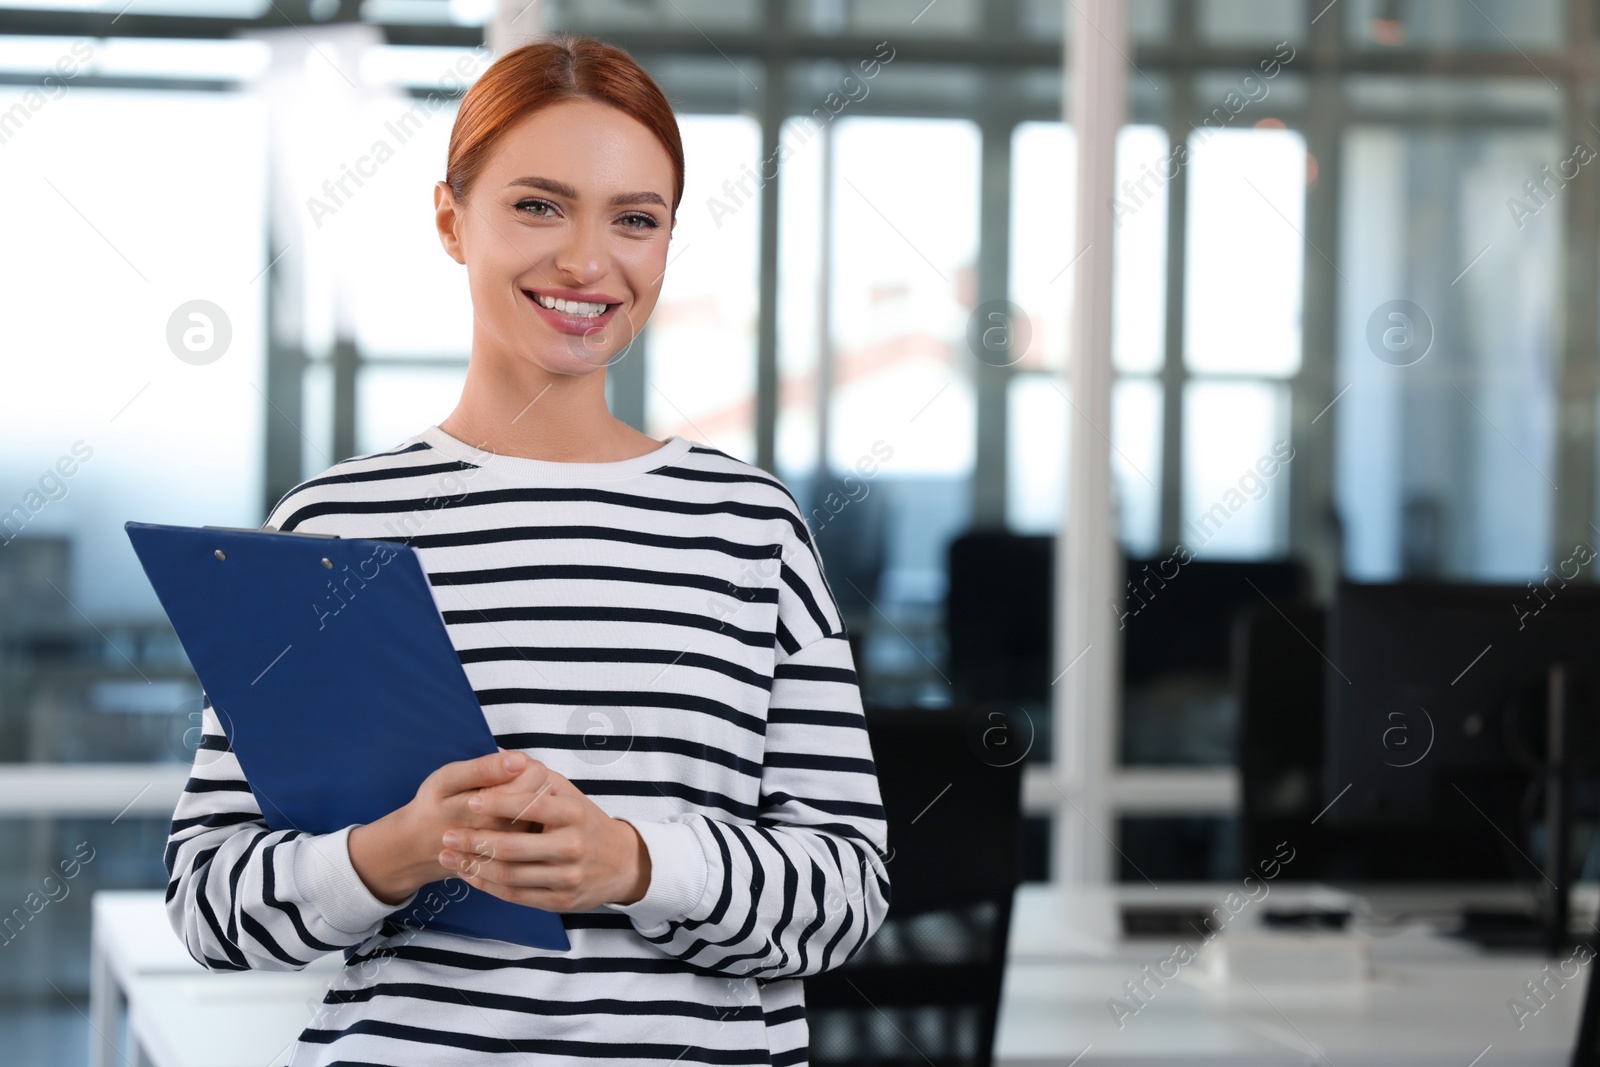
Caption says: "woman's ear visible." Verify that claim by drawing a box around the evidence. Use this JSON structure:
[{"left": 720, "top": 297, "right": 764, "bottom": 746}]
[{"left": 434, "top": 181, "right": 467, "bottom": 265}]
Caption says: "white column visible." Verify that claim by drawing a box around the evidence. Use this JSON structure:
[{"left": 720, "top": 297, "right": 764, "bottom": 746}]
[{"left": 1052, "top": 0, "right": 1127, "bottom": 886}]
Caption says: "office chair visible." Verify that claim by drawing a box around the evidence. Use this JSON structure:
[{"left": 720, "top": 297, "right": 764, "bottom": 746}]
[
  {"left": 1120, "top": 556, "right": 1308, "bottom": 767},
  {"left": 1124, "top": 557, "right": 1308, "bottom": 693},
  {"left": 1234, "top": 600, "right": 1328, "bottom": 877},
  {"left": 805, "top": 705, "right": 1024, "bottom": 1067},
  {"left": 946, "top": 532, "right": 1310, "bottom": 754},
  {"left": 945, "top": 533, "right": 1052, "bottom": 706}
]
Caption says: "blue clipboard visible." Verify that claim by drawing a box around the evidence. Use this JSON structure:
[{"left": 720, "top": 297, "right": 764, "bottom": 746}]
[{"left": 125, "top": 520, "right": 571, "bottom": 952}]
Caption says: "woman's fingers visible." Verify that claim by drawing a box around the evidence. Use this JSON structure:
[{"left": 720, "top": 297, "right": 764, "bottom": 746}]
[
  {"left": 428, "top": 750, "right": 539, "bottom": 797},
  {"left": 453, "top": 870, "right": 577, "bottom": 911},
  {"left": 441, "top": 827, "right": 576, "bottom": 874},
  {"left": 447, "top": 853, "right": 565, "bottom": 889},
  {"left": 468, "top": 786, "right": 571, "bottom": 825},
  {"left": 460, "top": 811, "right": 542, "bottom": 834},
  {"left": 475, "top": 764, "right": 564, "bottom": 804}
]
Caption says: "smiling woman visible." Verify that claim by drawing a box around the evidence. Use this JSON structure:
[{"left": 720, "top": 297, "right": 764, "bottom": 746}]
[
  {"left": 430, "top": 38, "right": 684, "bottom": 454},
  {"left": 160, "top": 32, "right": 890, "bottom": 1067}
]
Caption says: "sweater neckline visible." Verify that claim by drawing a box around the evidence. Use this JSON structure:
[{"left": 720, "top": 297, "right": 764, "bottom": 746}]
[{"left": 415, "top": 424, "right": 692, "bottom": 484}]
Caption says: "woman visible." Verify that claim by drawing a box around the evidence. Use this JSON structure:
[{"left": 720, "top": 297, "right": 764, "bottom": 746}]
[{"left": 164, "top": 33, "right": 891, "bottom": 1066}]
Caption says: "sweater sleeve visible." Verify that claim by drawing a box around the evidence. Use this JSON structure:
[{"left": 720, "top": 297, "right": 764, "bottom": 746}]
[
  {"left": 605, "top": 496, "right": 892, "bottom": 979},
  {"left": 164, "top": 704, "right": 419, "bottom": 970}
]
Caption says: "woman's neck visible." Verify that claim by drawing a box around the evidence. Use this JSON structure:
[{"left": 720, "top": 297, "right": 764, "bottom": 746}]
[{"left": 439, "top": 346, "right": 663, "bottom": 463}]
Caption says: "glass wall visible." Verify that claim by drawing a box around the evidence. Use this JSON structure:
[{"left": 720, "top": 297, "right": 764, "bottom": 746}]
[
  {"left": 808, "top": 115, "right": 978, "bottom": 689},
  {"left": 1336, "top": 90, "right": 1562, "bottom": 581},
  {"left": 1006, "top": 120, "right": 1169, "bottom": 554}
]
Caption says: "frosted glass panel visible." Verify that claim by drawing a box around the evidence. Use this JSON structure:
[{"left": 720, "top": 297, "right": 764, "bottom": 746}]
[
  {"left": 776, "top": 114, "right": 828, "bottom": 483},
  {"left": 1198, "top": 0, "right": 1304, "bottom": 43},
  {"left": 340, "top": 96, "right": 471, "bottom": 358},
  {"left": 1009, "top": 121, "right": 1168, "bottom": 374},
  {"left": 1006, "top": 375, "right": 1069, "bottom": 534},
  {"left": 1010, "top": 122, "right": 1075, "bottom": 372},
  {"left": 1181, "top": 379, "right": 1289, "bottom": 558},
  {"left": 1006, "top": 374, "right": 1161, "bottom": 554},
  {"left": 0, "top": 88, "right": 267, "bottom": 616},
  {"left": 829, "top": 116, "right": 977, "bottom": 475},
  {"left": 1184, "top": 127, "right": 1306, "bottom": 376},
  {"left": 645, "top": 115, "right": 761, "bottom": 462},
  {"left": 1113, "top": 377, "right": 1163, "bottom": 555},
  {"left": 1335, "top": 125, "right": 1557, "bottom": 581},
  {"left": 1111, "top": 126, "right": 1170, "bottom": 375}
]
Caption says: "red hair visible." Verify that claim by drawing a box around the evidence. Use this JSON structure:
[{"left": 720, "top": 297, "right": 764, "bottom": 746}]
[{"left": 444, "top": 33, "right": 685, "bottom": 216}]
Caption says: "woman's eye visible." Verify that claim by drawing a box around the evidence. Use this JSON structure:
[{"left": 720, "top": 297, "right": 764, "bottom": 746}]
[
  {"left": 516, "top": 198, "right": 557, "bottom": 217},
  {"left": 620, "top": 213, "right": 659, "bottom": 230}
]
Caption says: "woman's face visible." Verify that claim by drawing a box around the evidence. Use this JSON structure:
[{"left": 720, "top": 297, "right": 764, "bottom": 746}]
[{"left": 435, "top": 98, "right": 676, "bottom": 376}]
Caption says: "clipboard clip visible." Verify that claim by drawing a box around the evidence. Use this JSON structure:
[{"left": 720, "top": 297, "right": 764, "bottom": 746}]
[{"left": 202, "top": 525, "right": 342, "bottom": 539}]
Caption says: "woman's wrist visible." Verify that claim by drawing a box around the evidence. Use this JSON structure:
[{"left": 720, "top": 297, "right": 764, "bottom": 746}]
[
  {"left": 608, "top": 818, "right": 651, "bottom": 906},
  {"left": 349, "top": 803, "right": 434, "bottom": 906}
]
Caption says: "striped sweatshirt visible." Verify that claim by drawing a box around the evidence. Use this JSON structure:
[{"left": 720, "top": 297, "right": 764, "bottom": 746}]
[{"left": 163, "top": 424, "right": 892, "bottom": 1066}]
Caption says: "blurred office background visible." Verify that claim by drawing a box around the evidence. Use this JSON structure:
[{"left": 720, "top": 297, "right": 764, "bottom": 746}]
[{"left": 0, "top": 0, "right": 1593, "bottom": 1061}]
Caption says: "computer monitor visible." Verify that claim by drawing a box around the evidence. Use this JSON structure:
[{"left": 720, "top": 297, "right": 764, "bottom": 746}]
[
  {"left": 1324, "top": 580, "right": 1600, "bottom": 945},
  {"left": 1325, "top": 580, "right": 1600, "bottom": 829}
]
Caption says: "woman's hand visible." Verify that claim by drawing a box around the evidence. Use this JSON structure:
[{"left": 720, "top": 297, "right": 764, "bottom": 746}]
[
  {"left": 438, "top": 759, "right": 652, "bottom": 913},
  {"left": 348, "top": 750, "right": 539, "bottom": 906}
]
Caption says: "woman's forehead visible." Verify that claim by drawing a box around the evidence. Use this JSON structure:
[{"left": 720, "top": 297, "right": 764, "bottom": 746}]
[{"left": 486, "top": 101, "right": 675, "bottom": 192}]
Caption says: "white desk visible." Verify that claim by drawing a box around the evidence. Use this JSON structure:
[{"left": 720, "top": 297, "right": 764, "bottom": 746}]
[
  {"left": 90, "top": 892, "right": 206, "bottom": 1067},
  {"left": 90, "top": 891, "right": 337, "bottom": 1067},
  {"left": 127, "top": 972, "right": 335, "bottom": 1067},
  {"left": 998, "top": 883, "right": 1593, "bottom": 1066}
]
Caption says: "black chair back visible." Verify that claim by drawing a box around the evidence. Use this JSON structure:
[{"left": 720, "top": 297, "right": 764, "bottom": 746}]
[
  {"left": 1235, "top": 600, "right": 1327, "bottom": 874},
  {"left": 805, "top": 704, "right": 1024, "bottom": 1067},
  {"left": 945, "top": 533, "right": 1052, "bottom": 706}
]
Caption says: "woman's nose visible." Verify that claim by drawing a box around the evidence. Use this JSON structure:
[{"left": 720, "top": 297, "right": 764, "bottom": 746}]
[{"left": 553, "top": 220, "right": 606, "bottom": 282}]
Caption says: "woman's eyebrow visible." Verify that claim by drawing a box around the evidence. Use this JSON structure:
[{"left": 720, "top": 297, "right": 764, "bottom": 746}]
[{"left": 508, "top": 175, "right": 667, "bottom": 209}]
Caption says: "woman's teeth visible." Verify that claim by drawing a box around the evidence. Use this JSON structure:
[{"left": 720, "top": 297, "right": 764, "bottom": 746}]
[{"left": 533, "top": 293, "right": 609, "bottom": 319}]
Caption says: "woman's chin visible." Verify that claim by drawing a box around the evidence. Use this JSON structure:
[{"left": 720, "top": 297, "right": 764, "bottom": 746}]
[{"left": 527, "top": 340, "right": 627, "bottom": 377}]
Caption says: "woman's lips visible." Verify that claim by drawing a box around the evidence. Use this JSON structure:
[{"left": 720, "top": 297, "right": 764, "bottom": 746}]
[{"left": 524, "top": 290, "right": 620, "bottom": 335}]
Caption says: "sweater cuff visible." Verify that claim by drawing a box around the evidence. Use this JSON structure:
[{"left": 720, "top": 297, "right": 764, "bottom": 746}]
[
  {"left": 290, "top": 824, "right": 418, "bottom": 936},
  {"left": 606, "top": 818, "right": 709, "bottom": 933}
]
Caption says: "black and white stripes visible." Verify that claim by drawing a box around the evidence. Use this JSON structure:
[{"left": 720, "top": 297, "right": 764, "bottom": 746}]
[{"left": 162, "top": 424, "right": 891, "bottom": 1066}]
